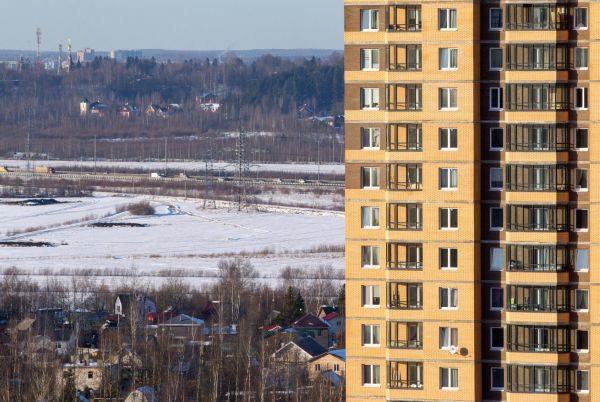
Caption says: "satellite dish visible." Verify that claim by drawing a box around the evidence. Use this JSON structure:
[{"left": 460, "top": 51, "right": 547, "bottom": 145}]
[{"left": 449, "top": 345, "right": 458, "bottom": 355}]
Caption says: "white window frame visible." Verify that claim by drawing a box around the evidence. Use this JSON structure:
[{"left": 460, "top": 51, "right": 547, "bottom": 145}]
[
  {"left": 489, "top": 8, "right": 503, "bottom": 31},
  {"left": 489, "top": 127, "right": 504, "bottom": 151},
  {"left": 439, "top": 128, "right": 458, "bottom": 150},
  {"left": 574, "top": 47, "right": 588, "bottom": 70},
  {"left": 361, "top": 245, "right": 380, "bottom": 268},
  {"left": 489, "top": 167, "right": 503, "bottom": 191},
  {"left": 575, "top": 330, "right": 589, "bottom": 353},
  {"left": 574, "top": 289, "right": 589, "bottom": 312},
  {"left": 360, "top": 9, "right": 380, "bottom": 32},
  {"left": 361, "top": 285, "right": 380, "bottom": 308},
  {"left": 489, "top": 48, "right": 502, "bottom": 71},
  {"left": 438, "top": 9, "right": 458, "bottom": 30},
  {"left": 361, "top": 206, "right": 380, "bottom": 229},
  {"left": 439, "top": 168, "right": 458, "bottom": 191},
  {"left": 490, "top": 327, "right": 504, "bottom": 350},
  {"left": 361, "top": 167, "right": 380, "bottom": 189},
  {"left": 490, "top": 247, "right": 503, "bottom": 271},
  {"left": 489, "top": 87, "right": 503, "bottom": 111},
  {"left": 361, "top": 88, "right": 380, "bottom": 110},
  {"left": 362, "top": 324, "right": 381, "bottom": 347},
  {"left": 439, "top": 327, "right": 458, "bottom": 350},
  {"left": 360, "top": 48, "right": 380, "bottom": 71},
  {"left": 573, "top": 87, "right": 587, "bottom": 110},
  {"left": 440, "top": 367, "right": 459, "bottom": 390},
  {"left": 574, "top": 128, "right": 588, "bottom": 150},
  {"left": 361, "top": 127, "right": 380, "bottom": 150},
  {"left": 439, "top": 48, "right": 458, "bottom": 70},
  {"left": 574, "top": 168, "right": 588, "bottom": 192},
  {"left": 489, "top": 207, "right": 503, "bottom": 231},
  {"left": 574, "top": 249, "right": 589, "bottom": 272},
  {"left": 574, "top": 7, "right": 588, "bottom": 30},
  {"left": 575, "top": 209, "right": 588, "bottom": 232},
  {"left": 576, "top": 370, "right": 589, "bottom": 393},
  {"left": 490, "top": 368, "right": 504, "bottom": 391},
  {"left": 490, "top": 288, "right": 504, "bottom": 311},
  {"left": 439, "top": 87, "right": 458, "bottom": 110},
  {"left": 362, "top": 364, "right": 381, "bottom": 387},
  {"left": 440, "top": 208, "right": 458, "bottom": 230},
  {"left": 440, "top": 248, "right": 458, "bottom": 270},
  {"left": 439, "top": 287, "right": 458, "bottom": 309}
]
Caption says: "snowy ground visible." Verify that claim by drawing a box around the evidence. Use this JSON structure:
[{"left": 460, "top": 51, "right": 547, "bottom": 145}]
[
  {"left": 0, "top": 159, "right": 345, "bottom": 176},
  {"left": 0, "top": 194, "right": 344, "bottom": 286}
]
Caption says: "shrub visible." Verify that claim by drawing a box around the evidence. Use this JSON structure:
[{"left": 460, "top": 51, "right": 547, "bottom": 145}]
[{"left": 117, "top": 201, "right": 155, "bottom": 216}]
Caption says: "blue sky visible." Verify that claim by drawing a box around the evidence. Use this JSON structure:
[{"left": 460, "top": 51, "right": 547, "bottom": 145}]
[{"left": 0, "top": 0, "right": 343, "bottom": 51}]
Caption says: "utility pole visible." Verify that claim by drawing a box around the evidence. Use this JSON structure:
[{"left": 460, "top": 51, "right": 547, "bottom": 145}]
[
  {"left": 93, "top": 136, "right": 97, "bottom": 175},
  {"left": 235, "top": 124, "right": 250, "bottom": 212},
  {"left": 202, "top": 149, "right": 216, "bottom": 209},
  {"left": 164, "top": 137, "right": 168, "bottom": 177}
]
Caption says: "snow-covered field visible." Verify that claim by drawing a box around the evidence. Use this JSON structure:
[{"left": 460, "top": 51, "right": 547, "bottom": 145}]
[
  {"left": 0, "top": 195, "right": 344, "bottom": 286},
  {"left": 0, "top": 159, "right": 345, "bottom": 175}
]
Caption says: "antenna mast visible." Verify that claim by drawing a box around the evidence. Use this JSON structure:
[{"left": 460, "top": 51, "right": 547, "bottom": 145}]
[
  {"left": 35, "top": 28, "right": 42, "bottom": 73},
  {"left": 58, "top": 44, "right": 63, "bottom": 74}
]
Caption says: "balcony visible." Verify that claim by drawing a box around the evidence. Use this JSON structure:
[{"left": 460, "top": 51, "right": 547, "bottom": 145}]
[
  {"left": 507, "top": 285, "right": 570, "bottom": 313},
  {"left": 387, "top": 282, "right": 423, "bottom": 310},
  {"left": 507, "top": 245, "right": 569, "bottom": 272},
  {"left": 505, "top": 165, "right": 569, "bottom": 192},
  {"left": 386, "top": 5, "right": 422, "bottom": 32},
  {"left": 387, "top": 45, "right": 422, "bottom": 71},
  {"left": 387, "top": 164, "right": 422, "bottom": 191},
  {"left": 386, "top": 124, "right": 422, "bottom": 152},
  {"left": 387, "top": 362, "right": 423, "bottom": 390},
  {"left": 387, "top": 243, "right": 422, "bottom": 270},
  {"left": 387, "top": 203, "right": 422, "bottom": 231},
  {"left": 387, "top": 322, "right": 422, "bottom": 349},
  {"left": 506, "top": 205, "right": 569, "bottom": 232},
  {"left": 386, "top": 84, "right": 422, "bottom": 111},
  {"left": 505, "top": 4, "right": 569, "bottom": 31},
  {"left": 505, "top": 124, "right": 570, "bottom": 152}
]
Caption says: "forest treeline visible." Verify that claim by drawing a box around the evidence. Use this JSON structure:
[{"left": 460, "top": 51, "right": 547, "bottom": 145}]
[{"left": 0, "top": 54, "right": 344, "bottom": 163}]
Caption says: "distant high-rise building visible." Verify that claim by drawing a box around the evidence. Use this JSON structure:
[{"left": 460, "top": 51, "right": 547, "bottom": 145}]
[
  {"left": 109, "top": 50, "right": 143, "bottom": 62},
  {"left": 345, "top": 0, "right": 595, "bottom": 400}
]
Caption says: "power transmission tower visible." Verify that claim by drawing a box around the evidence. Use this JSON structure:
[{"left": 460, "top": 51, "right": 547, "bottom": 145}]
[
  {"left": 202, "top": 150, "right": 216, "bottom": 209},
  {"left": 235, "top": 124, "right": 251, "bottom": 211},
  {"left": 35, "top": 28, "right": 42, "bottom": 74}
]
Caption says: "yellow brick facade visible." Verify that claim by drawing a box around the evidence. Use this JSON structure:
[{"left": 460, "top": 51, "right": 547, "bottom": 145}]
[{"left": 345, "top": 0, "right": 597, "bottom": 400}]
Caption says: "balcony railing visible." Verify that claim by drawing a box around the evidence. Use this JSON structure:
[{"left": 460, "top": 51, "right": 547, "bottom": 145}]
[
  {"left": 387, "top": 261, "right": 422, "bottom": 270},
  {"left": 388, "top": 339, "right": 423, "bottom": 349},
  {"left": 388, "top": 379, "right": 424, "bottom": 389}
]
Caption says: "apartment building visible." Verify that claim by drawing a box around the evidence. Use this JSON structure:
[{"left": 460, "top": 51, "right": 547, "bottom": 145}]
[{"left": 344, "top": 1, "right": 597, "bottom": 400}]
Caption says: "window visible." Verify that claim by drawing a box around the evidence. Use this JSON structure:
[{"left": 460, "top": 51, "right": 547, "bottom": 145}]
[
  {"left": 574, "top": 87, "right": 587, "bottom": 110},
  {"left": 489, "top": 8, "right": 502, "bottom": 30},
  {"left": 362, "top": 364, "right": 380, "bottom": 386},
  {"left": 315, "top": 363, "right": 321, "bottom": 371},
  {"left": 362, "top": 324, "right": 381, "bottom": 346},
  {"left": 490, "top": 288, "right": 504, "bottom": 311},
  {"left": 360, "top": 9, "right": 379, "bottom": 31},
  {"left": 87, "top": 371, "right": 93, "bottom": 379},
  {"left": 439, "top": 327, "right": 458, "bottom": 349},
  {"left": 440, "top": 248, "right": 458, "bottom": 270},
  {"left": 490, "top": 208, "right": 503, "bottom": 231},
  {"left": 361, "top": 88, "right": 380, "bottom": 110},
  {"left": 575, "top": 169, "right": 588, "bottom": 192},
  {"left": 361, "top": 246, "right": 380, "bottom": 268},
  {"left": 490, "top": 128, "right": 503, "bottom": 150},
  {"left": 439, "top": 48, "right": 458, "bottom": 70},
  {"left": 439, "top": 128, "right": 458, "bottom": 150},
  {"left": 362, "top": 167, "right": 380, "bottom": 189},
  {"left": 440, "top": 208, "right": 458, "bottom": 230},
  {"left": 439, "top": 88, "right": 458, "bottom": 110},
  {"left": 574, "top": 289, "right": 589, "bottom": 311},
  {"left": 490, "top": 248, "right": 503, "bottom": 271},
  {"left": 439, "top": 9, "right": 457, "bottom": 30},
  {"left": 361, "top": 285, "right": 380, "bottom": 307},
  {"left": 334, "top": 363, "right": 340, "bottom": 371},
  {"left": 574, "top": 128, "right": 588, "bottom": 150},
  {"left": 490, "top": 168, "right": 503, "bottom": 190},
  {"left": 361, "top": 48, "right": 380, "bottom": 71},
  {"left": 575, "top": 249, "right": 589, "bottom": 272},
  {"left": 440, "top": 168, "right": 458, "bottom": 190},
  {"left": 361, "top": 127, "right": 380, "bottom": 150},
  {"left": 489, "top": 87, "right": 503, "bottom": 110},
  {"left": 440, "top": 287, "right": 458, "bottom": 309},
  {"left": 574, "top": 48, "right": 588, "bottom": 70},
  {"left": 491, "top": 368, "right": 504, "bottom": 390},
  {"left": 490, "top": 327, "right": 504, "bottom": 350},
  {"left": 361, "top": 206, "right": 380, "bottom": 228},
  {"left": 576, "top": 330, "right": 588, "bottom": 352},
  {"left": 575, "top": 209, "right": 588, "bottom": 231},
  {"left": 440, "top": 368, "right": 458, "bottom": 389},
  {"left": 576, "top": 370, "right": 589, "bottom": 392},
  {"left": 574, "top": 8, "right": 588, "bottom": 29},
  {"left": 489, "top": 48, "right": 502, "bottom": 70}
]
